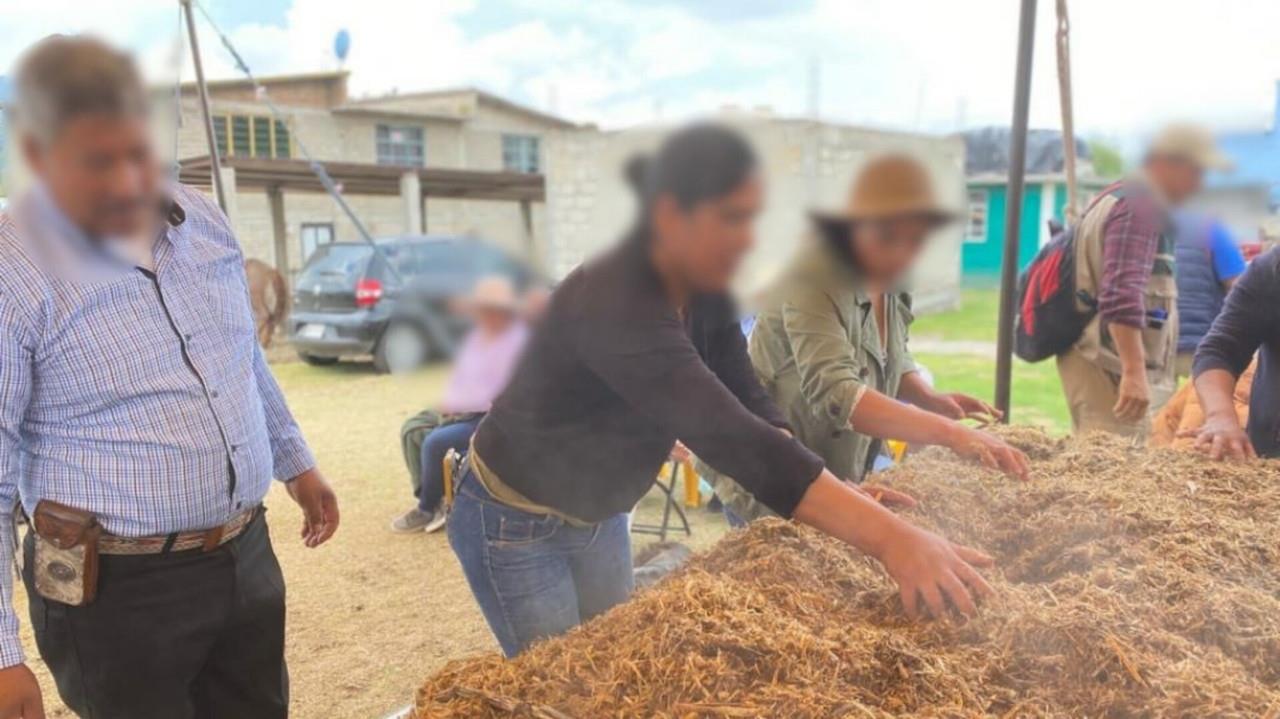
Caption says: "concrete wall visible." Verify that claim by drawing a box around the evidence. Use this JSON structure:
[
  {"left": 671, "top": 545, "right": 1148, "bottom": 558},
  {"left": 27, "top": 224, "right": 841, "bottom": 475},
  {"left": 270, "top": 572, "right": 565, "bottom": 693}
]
[{"left": 543, "top": 118, "right": 966, "bottom": 312}]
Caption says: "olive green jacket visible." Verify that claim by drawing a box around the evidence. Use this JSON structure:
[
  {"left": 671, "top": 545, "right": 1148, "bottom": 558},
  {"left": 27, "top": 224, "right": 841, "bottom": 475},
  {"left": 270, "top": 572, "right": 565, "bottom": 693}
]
[{"left": 709, "top": 235, "right": 917, "bottom": 522}]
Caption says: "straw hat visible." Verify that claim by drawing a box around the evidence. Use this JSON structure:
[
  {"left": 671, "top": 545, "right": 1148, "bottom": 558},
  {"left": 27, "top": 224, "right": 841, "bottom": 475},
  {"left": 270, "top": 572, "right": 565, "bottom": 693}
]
[
  {"left": 461, "top": 275, "right": 520, "bottom": 313},
  {"left": 1146, "top": 123, "right": 1233, "bottom": 172},
  {"left": 812, "top": 153, "right": 958, "bottom": 231}
]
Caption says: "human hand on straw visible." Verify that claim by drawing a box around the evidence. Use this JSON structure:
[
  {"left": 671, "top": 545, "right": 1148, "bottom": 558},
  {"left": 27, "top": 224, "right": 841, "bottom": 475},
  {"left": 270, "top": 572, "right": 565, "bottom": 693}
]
[
  {"left": 946, "top": 426, "right": 1031, "bottom": 481},
  {"left": 852, "top": 482, "right": 918, "bottom": 509},
  {"left": 926, "top": 392, "right": 1003, "bottom": 425},
  {"left": 1179, "top": 412, "right": 1257, "bottom": 462},
  {"left": 794, "top": 472, "right": 994, "bottom": 620},
  {"left": 881, "top": 524, "right": 994, "bottom": 620}
]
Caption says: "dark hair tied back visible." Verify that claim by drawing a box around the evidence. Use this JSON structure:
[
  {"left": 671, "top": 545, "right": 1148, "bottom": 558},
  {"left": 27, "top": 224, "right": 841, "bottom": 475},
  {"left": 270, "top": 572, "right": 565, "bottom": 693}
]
[
  {"left": 623, "top": 154, "right": 653, "bottom": 194},
  {"left": 625, "top": 123, "right": 758, "bottom": 236}
]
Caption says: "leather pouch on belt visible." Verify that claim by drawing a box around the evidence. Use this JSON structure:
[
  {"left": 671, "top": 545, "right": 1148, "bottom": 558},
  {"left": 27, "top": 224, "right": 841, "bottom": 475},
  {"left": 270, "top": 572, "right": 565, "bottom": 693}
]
[{"left": 32, "top": 500, "right": 102, "bottom": 606}]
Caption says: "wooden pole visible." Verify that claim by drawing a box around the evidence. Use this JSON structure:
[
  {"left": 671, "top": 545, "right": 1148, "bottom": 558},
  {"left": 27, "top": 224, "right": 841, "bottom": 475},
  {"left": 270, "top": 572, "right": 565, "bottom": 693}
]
[
  {"left": 181, "top": 0, "right": 228, "bottom": 214},
  {"left": 1056, "top": 0, "right": 1079, "bottom": 222},
  {"left": 995, "top": 0, "right": 1039, "bottom": 421}
]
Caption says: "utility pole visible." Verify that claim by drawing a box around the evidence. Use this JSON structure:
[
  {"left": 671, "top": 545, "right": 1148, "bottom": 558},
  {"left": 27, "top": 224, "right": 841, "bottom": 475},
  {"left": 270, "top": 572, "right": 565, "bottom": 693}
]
[
  {"left": 995, "top": 0, "right": 1039, "bottom": 421},
  {"left": 181, "top": 0, "right": 228, "bottom": 214},
  {"left": 1056, "top": 0, "right": 1079, "bottom": 222}
]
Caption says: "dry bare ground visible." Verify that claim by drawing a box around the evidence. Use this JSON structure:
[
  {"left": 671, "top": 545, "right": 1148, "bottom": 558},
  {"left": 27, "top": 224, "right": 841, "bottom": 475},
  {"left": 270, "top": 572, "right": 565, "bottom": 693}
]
[{"left": 16, "top": 359, "right": 731, "bottom": 718}]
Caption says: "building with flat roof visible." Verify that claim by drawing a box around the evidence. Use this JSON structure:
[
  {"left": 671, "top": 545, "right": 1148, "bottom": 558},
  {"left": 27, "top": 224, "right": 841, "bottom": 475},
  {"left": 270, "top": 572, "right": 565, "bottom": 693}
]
[{"left": 165, "top": 71, "right": 576, "bottom": 278}]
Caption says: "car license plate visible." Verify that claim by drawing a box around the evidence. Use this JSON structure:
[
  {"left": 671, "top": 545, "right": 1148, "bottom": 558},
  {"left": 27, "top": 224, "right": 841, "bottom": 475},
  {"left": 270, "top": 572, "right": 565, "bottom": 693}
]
[{"left": 299, "top": 323, "right": 328, "bottom": 340}]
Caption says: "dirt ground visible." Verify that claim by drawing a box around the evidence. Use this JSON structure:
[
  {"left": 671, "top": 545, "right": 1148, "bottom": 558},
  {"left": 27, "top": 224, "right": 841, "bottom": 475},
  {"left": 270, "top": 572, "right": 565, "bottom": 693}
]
[{"left": 16, "top": 356, "right": 732, "bottom": 718}]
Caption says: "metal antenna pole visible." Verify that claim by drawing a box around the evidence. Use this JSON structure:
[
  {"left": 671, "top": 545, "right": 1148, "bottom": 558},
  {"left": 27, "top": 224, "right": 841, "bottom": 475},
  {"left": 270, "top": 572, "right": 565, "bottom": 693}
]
[
  {"left": 181, "top": 0, "right": 227, "bottom": 214},
  {"left": 1055, "top": 0, "right": 1079, "bottom": 223},
  {"left": 995, "top": 0, "right": 1039, "bottom": 421}
]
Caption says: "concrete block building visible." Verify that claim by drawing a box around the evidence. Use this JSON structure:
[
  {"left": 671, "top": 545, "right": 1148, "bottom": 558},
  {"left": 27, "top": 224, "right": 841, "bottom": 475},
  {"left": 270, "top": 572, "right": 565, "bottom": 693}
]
[
  {"left": 165, "top": 71, "right": 577, "bottom": 278},
  {"left": 542, "top": 115, "right": 968, "bottom": 312}
]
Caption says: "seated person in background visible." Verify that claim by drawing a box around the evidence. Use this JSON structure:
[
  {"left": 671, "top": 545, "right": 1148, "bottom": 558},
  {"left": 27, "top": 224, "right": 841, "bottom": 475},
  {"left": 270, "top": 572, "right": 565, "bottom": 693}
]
[
  {"left": 391, "top": 276, "right": 529, "bottom": 533},
  {"left": 1185, "top": 247, "right": 1280, "bottom": 460},
  {"left": 1172, "top": 212, "right": 1245, "bottom": 380}
]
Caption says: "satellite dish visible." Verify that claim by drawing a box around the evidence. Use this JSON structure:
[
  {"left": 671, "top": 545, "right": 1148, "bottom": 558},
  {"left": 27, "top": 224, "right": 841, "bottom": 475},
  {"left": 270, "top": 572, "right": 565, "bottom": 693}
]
[{"left": 334, "top": 29, "right": 351, "bottom": 64}]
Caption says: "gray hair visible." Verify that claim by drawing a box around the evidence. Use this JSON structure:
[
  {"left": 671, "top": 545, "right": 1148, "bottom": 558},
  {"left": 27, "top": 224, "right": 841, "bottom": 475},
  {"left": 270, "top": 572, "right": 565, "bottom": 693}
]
[{"left": 11, "top": 34, "right": 149, "bottom": 143}]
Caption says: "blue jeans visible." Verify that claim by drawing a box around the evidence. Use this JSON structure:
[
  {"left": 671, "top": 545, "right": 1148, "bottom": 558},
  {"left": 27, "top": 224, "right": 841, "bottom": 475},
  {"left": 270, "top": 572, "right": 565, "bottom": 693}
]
[
  {"left": 722, "top": 505, "right": 748, "bottom": 529},
  {"left": 447, "top": 470, "right": 634, "bottom": 657},
  {"left": 417, "top": 417, "right": 481, "bottom": 513}
]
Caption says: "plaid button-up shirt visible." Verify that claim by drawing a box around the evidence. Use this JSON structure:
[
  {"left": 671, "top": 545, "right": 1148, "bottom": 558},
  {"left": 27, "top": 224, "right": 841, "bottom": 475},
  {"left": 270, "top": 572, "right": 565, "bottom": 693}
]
[
  {"left": 0, "top": 184, "right": 315, "bottom": 668},
  {"left": 1097, "top": 181, "right": 1168, "bottom": 328}
]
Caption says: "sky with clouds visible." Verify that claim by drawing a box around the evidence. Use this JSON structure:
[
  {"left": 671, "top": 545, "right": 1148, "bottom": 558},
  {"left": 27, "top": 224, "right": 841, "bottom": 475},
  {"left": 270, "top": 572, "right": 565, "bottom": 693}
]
[{"left": 3, "top": 0, "right": 1280, "bottom": 145}]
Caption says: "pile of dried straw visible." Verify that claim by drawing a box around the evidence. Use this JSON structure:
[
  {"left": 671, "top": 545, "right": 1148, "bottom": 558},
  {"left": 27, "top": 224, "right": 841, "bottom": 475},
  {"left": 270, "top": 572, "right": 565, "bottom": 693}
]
[{"left": 414, "top": 429, "right": 1280, "bottom": 718}]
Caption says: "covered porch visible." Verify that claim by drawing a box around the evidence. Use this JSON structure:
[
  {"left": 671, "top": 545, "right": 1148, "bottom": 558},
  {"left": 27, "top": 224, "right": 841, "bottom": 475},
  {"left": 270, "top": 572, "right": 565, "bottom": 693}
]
[{"left": 178, "top": 155, "right": 546, "bottom": 277}]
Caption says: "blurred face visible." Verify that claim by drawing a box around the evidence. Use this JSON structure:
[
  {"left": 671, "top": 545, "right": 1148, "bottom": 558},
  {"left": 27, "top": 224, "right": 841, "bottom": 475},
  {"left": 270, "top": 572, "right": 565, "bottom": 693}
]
[
  {"left": 651, "top": 173, "right": 763, "bottom": 293},
  {"left": 22, "top": 112, "right": 162, "bottom": 238},
  {"left": 850, "top": 215, "right": 935, "bottom": 284},
  {"left": 1144, "top": 155, "right": 1204, "bottom": 206},
  {"left": 474, "top": 306, "right": 516, "bottom": 335},
  {"left": 522, "top": 286, "right": 551, "bottom": 322}
]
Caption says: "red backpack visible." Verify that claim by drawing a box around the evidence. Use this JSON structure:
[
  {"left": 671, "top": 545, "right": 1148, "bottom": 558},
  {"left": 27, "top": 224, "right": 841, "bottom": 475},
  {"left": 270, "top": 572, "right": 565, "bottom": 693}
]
[
  {"left": 1013, "top": 224, "right": 1096, "bottom": 362},
  {"left": 1014, "top": 184, "right": 1128, "bottom": 362}
]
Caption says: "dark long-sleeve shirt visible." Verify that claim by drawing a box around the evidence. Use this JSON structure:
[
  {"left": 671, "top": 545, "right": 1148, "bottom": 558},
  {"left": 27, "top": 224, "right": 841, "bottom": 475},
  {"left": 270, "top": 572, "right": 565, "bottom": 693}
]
[
  {"left": 473, "top": 239, "right": 825, "bottom": 524},
  {"left": 1193, "top": 247, "right": 1280, "bottom": 457}
]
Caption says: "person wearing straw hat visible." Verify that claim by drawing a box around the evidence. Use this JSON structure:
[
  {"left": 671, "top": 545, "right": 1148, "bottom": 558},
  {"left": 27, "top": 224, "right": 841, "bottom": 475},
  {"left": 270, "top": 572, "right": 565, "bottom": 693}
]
[
  {"left": 390, "top": 276, "right": 529, "bottom": 533},
  {"left": 712, "top": 154, "right": 1030, "bottom": 525},
  {"left": 1056, "top": 123, "right": 1230, "bottom": 439}
]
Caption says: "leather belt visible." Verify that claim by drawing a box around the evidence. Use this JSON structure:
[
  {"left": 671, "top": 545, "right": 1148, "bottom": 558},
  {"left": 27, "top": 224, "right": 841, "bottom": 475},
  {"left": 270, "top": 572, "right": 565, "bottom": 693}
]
[{"left": 98, "top": 507, "right": 258, "bottom": 556}]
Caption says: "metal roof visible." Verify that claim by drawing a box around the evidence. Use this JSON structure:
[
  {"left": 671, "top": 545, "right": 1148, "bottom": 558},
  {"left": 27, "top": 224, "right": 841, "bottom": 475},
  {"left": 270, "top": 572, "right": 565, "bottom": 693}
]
[{"left": 178, "top": 155, "right": 544, "bottom": 203}]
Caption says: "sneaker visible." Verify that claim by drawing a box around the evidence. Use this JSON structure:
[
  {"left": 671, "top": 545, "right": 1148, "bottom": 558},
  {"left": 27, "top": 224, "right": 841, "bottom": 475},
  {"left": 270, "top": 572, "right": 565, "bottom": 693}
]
[
  {"left": 423, "top": 510, "right": 448, "bottom": 534},
  {"left": 390, "top": 507, "right": 433, "bottom": 533}
]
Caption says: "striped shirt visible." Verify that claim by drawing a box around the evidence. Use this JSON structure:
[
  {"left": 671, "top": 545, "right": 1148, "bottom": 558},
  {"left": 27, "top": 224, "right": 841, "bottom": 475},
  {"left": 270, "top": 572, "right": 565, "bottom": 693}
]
[
  {"left": 0, "top": 184, "right": 315, "bottom": 668},
  {"left": 1098, "top": 182, "right": 1167, "bottom": 328}
]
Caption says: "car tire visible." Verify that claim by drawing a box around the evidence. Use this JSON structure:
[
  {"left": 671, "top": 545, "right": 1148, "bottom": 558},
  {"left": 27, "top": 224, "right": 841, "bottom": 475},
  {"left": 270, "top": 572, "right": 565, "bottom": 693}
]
[
  {"left": 374, "top": 322, "right": 431, "bottom": 375},
  {"left": 297, "top": 352, "right": 340, "bottom": 367}
]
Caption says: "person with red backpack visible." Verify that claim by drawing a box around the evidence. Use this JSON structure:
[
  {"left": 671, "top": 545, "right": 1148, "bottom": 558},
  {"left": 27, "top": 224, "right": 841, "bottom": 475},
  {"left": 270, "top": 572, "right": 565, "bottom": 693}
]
[{"left": 1052, "top": 124, "right": 1229, "bottom": 437}]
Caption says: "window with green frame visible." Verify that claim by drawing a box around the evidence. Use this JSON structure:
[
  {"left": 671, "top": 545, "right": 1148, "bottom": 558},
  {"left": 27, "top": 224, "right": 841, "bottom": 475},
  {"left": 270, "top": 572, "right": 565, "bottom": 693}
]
[{"left": 213, "top": 115, "right": 292, "bottom": 159}]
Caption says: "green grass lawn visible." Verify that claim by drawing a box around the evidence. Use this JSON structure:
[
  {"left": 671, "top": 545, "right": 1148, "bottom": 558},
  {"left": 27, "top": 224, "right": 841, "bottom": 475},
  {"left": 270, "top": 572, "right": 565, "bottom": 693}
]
[
  {"left": 911, "top": 289, "right": 1003, "bottom": 344},
  {"left": 914, "top": 352, "right": 1070, "bottom": 434},
  {"left": 912, "top": 289, "right": 1071, "bottom": 434}
]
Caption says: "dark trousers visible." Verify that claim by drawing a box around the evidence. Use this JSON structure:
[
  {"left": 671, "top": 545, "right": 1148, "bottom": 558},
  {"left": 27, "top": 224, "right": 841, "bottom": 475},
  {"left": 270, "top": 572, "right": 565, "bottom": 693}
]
[
  {"left": 416, "top": 416, "right": 482, "bottom": 512},
  {"left": 22, "top": 512, "right": 288, "bottom": 719}
]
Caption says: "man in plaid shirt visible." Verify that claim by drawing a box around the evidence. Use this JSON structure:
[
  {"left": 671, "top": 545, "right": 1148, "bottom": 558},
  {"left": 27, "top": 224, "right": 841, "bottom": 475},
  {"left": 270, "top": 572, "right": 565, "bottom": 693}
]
[
  {"left": 0, "top": 36, "right": 339, "bottom": 718},
  {"left": 1057, "top": 124, "right": 1230, "bottom": 437}
]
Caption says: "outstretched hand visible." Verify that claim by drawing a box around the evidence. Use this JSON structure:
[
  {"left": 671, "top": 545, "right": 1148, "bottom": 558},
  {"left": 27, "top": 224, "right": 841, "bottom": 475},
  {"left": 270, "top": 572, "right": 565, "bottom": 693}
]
[
  {"left": 948, "top": 427, "right": 1031, "bottom": 481},
  {"left": 880, "top": 524, "right": 995, "bottom": 619},
  {"left": 930, "top": 392, "right": 1003, "bottom": 424},
  {"left": 1178, "top": 414, "right": 1257, "bottom": 462},
  {"left": 853, "top": 482, "right": 918, "bottom": 509}
]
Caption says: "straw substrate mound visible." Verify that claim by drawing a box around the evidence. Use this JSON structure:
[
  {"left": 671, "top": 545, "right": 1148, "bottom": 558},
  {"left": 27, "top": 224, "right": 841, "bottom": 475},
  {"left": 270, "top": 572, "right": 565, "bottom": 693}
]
[{"left": 414, "top": 430, "right": 1280, "bottom": 718}]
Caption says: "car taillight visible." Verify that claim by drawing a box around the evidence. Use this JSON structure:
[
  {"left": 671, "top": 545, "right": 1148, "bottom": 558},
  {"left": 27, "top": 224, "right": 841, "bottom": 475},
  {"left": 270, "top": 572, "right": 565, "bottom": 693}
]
[{"left": 355, "top": 278, "right": 383, "bottom": 308}]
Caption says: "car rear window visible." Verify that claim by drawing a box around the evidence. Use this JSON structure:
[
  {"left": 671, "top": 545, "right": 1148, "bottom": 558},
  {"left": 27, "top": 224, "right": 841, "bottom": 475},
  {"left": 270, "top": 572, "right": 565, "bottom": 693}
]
[{"left": 299, "top": 244, "right": 373, "bottom": 284}]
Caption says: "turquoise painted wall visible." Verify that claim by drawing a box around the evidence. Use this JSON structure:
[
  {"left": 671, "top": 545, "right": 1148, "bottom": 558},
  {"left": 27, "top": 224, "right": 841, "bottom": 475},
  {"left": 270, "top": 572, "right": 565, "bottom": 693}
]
[{"left": 962, "top": 184, "right": 1042, "bottom": 281}]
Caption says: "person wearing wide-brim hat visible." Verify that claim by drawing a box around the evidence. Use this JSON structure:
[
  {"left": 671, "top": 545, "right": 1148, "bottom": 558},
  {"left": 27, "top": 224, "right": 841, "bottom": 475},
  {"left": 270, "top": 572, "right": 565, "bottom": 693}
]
[
  {"left": 713, "top": 154, "right": 1031, "bottom": 524},
  {"left": 390, "top": 274, "right": 530, "bottom": 534}
]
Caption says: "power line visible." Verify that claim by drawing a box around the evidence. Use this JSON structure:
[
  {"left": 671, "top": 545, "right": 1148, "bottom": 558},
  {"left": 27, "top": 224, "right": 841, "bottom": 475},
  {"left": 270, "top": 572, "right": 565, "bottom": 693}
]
[{"left": 188, "top": 0, "right": 397, "bottom": 281}]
